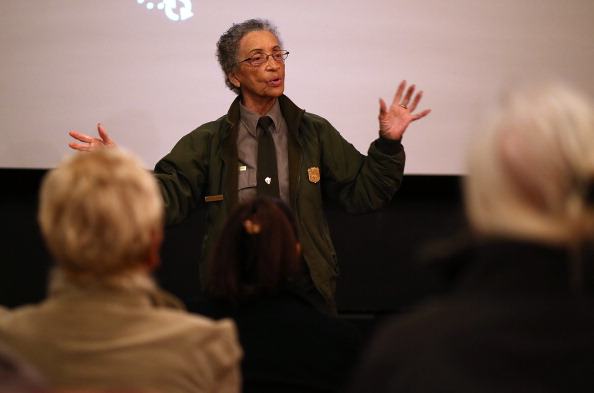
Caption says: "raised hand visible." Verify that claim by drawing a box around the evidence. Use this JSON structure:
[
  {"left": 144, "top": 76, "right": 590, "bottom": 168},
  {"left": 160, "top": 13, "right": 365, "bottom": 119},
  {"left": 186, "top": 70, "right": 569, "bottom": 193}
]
[
  {"left": 68, "top": 123, "right": 117, "bottom": 152},
  {"left": 378, "top": 80, "right": 431, "bottom": 141}
]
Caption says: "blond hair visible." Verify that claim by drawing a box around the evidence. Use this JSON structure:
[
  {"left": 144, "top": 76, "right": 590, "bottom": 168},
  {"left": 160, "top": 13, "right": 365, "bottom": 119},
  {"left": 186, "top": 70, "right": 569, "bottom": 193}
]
[
  {"left": 38, "top": 149, "right": 163, "bottom": 281},
  {"left": 465, "top": 83, "right": 594, "bottom": 245}
]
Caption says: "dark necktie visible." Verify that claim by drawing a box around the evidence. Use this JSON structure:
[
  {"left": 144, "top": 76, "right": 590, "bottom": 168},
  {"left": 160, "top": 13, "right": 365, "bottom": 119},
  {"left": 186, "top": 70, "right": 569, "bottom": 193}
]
[{"left": 256, "top": 116, "right": 280, "bottom": 198}]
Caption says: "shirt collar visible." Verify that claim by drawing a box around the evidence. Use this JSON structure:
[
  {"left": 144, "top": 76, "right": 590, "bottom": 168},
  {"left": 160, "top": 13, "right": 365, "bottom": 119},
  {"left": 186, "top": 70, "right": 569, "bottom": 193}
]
[{"left": 239, "top": 99, "right": 282, "bottom": 137}]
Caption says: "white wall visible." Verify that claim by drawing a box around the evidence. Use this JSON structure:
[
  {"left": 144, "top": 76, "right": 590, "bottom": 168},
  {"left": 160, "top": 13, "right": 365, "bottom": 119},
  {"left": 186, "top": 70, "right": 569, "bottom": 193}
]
[{"left": 1, "top": 0, "right": 593, "bottom": 174}]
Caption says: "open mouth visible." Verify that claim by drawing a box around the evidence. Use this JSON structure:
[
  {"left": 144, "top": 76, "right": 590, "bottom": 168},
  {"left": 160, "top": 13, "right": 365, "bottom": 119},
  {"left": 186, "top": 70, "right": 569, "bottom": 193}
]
[{"left": 267, "top": 78, "right": 282, "bottom": 87}]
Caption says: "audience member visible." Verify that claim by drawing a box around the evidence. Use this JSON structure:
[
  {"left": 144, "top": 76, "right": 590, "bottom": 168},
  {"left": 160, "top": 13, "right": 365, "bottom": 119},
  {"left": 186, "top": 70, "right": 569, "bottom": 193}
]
[
  {"left": 0, "top": 149, "right": 242, "bottom": 393},
  {"left": 348, "top": 82, "right": 594, "bottom": 393},
  {"left": 198, "top": 197, "right": 362, "bottom": 393}
]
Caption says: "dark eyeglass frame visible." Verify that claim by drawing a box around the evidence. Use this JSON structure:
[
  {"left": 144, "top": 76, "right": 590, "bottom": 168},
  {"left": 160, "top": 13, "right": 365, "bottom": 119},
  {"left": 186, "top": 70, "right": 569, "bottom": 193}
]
[{"left": 238, "top": 50, "right": 290, "bottom": 67}]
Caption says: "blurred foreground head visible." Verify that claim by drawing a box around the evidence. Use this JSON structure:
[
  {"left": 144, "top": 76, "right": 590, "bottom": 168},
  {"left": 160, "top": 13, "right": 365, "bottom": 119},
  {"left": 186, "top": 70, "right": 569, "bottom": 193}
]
[
  {"left": 38, "top": 149, "right": 164, "bottom": 283},
  {"left": 208, "top": 197, "right": 301, "bottom": 302},
  {"left": 465, "top": 83, "right": 594, "bottom": 245}
]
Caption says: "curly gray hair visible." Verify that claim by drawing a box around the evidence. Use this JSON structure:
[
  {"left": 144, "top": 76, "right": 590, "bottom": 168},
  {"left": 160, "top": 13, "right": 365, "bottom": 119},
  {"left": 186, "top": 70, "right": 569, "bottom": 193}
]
[{"left": 216, "top": 19, "right": 282, "bottom": 95}]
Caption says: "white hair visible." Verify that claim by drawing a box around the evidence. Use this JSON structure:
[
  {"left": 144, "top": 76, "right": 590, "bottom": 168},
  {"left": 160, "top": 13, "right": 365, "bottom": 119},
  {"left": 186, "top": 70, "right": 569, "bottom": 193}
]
[
  {"left": 38, "top": 148, "right": 163, "bottom": 281},
  {"left": 465, "top": 82, "right": 594, "bottom": 244}
]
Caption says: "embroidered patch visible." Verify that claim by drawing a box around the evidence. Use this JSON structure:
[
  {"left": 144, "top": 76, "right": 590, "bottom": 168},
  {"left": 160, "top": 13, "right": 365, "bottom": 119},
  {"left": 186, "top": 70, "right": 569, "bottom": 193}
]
[{"left": 307, "top": 167, "right": 320, "bottom": 184}]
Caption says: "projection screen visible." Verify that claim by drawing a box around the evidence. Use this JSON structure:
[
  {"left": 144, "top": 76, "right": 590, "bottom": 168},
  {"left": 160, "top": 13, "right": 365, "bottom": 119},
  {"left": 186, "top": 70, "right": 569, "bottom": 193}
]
[{"left": 1, "top": 0, "right": 593, "bottom": 174}]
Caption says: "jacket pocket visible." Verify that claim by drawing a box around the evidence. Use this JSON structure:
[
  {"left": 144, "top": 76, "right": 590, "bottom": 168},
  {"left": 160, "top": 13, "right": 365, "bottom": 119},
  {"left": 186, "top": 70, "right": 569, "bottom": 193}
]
[{"left": 238, "top": 167, "right": 257, "bottom": 202}]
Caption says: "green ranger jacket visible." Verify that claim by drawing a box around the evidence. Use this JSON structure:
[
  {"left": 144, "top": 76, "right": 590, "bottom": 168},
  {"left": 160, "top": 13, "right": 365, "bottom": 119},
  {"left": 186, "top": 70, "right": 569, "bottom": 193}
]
[{"left": 154, "top": 95, "right": 405, "bottom": 307}]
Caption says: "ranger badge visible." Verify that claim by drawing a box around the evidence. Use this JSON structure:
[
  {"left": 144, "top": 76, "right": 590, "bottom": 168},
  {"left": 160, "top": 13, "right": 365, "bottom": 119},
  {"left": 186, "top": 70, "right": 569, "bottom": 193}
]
[{"left": 307, "top": 167, "right": 320, "bottom": 184}]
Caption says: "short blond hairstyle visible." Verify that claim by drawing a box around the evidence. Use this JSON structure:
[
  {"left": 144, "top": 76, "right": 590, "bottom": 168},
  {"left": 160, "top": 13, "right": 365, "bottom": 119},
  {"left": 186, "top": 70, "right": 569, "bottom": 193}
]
[
  {"left": 465, "top": 83, "right": 594, "bottom": 244},
  {"left": 38, "top": 149, "right": 163, "bottom": 280}
]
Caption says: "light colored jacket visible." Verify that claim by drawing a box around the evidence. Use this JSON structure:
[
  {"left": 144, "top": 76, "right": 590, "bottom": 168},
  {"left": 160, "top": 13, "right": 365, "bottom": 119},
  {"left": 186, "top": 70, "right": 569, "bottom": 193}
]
[{"left": 0, "top": 271, "right": 242, "bottom": 393}]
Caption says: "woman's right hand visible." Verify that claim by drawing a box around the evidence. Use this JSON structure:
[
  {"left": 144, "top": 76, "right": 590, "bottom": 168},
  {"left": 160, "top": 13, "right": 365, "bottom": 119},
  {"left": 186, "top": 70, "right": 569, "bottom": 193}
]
[{"left": 68, "top": 123, "right": 117, "bottom": 152}]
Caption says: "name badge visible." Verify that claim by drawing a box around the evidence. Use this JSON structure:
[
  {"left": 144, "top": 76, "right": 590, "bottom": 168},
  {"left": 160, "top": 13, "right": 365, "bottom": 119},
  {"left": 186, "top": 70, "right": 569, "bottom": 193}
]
[{"left": 205, "top": 194, "right": 224, "bottom": 203}]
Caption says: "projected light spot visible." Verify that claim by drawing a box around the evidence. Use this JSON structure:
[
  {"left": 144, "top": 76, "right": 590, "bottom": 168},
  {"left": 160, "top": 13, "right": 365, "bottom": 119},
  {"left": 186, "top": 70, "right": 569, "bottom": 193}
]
[{"left": 135, "top": 0, "right": 194, "bottom": 22}]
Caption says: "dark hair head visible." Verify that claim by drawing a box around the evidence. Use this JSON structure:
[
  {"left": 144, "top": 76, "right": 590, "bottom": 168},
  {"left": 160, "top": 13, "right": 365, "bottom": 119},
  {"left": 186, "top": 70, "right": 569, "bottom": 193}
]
[
  {"left": 216, "top": 18, "right": 282, "bottom": 95},
  {"left": 207, "top": 197, "right": 301, "bottom": 302}
]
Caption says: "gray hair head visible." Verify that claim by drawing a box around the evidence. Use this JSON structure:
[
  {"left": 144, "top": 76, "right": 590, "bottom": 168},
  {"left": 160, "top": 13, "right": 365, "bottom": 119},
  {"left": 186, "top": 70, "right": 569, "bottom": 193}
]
[
  {"left": 464, "top": 82, "right": 594, "bottom": 244},
  {"left": 216, "top": 19, "right": 282, "bottom": 95}
]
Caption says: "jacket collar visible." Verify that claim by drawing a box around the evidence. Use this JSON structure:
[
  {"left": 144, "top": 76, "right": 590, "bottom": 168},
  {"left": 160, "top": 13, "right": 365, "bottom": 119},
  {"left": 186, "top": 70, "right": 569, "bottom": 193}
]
[
  {"left": 277, "top": 95, "right": 305, "bottom": 209},
  {"left": 48, "top": 268, "right": 185, "bottom": 310},
  {"left": 224, "top": 95, "right": 305, "bottom": 137},
  {"left": 278, "top": 95, "right": 305, "bottom": 136},
  {"left": 222, "top": 95, "right": 242, "bottom": 139},
  {"left": 221, "top": 95, "right": 306, "bottom": 211},
  {"left": 239, "top": 99, "right": 284, "bottom": 137}
]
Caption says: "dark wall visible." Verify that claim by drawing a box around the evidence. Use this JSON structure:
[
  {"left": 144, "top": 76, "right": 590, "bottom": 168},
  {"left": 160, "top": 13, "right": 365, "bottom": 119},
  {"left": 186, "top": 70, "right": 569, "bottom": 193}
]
[
  {"left": 0, "top": 169, "right": 50, "bottom": 308},
  {"left": 0, "top": 169, "right": 466, "bottom": 314}
]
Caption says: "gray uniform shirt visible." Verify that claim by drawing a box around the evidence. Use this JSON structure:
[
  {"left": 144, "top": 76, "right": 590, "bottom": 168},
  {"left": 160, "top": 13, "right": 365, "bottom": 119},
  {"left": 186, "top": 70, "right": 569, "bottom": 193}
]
[{"left": 237, "top": 99, "right": 290, "bottom": 204}]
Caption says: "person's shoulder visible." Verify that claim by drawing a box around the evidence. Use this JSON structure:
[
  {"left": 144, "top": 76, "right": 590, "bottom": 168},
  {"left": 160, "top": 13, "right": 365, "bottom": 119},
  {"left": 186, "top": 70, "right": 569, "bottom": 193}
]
[
  {"left": 279, "top": 95, "right": 336, "bottom": 134},
  {"left": 150, "top": 307, "right": 240, "bottom": 347},
  {"left": 369, "top": 289, "right": 496, "bottom": 357},
  {"left": 153, "top": 305, "right": 232, "bottom": 329},
  {"left": 171, "top": 306, "right": 237, "bottom": 331},
  {"left": 179, "top": 314, "right": 242, "bottom": 367},
  {"left": 301, "top": 111, "right": 332, "bottom": 128},
  {"left": 0, "top": 302, "right": 46, "bottom": 327},
  {"left": 0, "top": 305, "right": 10, "bottom": 320},
  {"left": 298, "top": 112, "right": 344, "bottom": 144},
  {"left": 0, "top": 301, "right": 55, "bottom": 343},
  {"left": 114, "top": 307, "right": 242, "bottom": 382}
]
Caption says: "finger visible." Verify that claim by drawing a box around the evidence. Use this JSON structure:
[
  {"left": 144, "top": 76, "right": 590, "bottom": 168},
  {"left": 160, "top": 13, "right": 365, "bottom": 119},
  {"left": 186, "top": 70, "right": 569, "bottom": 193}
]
[
  {"left": 402, "top": 84, "right": 416, "bottom": 107},
  {"left": 408, "top": 90, "right": 423, "bottom": 113},
  {"left": 68, "top": 142, "right": 92, "bottom": 152},
  {"left": 379, "top": 98, "right": 387, "bottom": 116},
  {"left": 412, "top": 109, "right": 431, "bottom": 121},
  {"left": 68, "top": 130, "right": 94, "bottom": 143},
  {"left": 392, "top": 80, "right": 406, "bottom": 106},
  {"left": 97, "top": 123, "right": 112, "bottom": 144}
]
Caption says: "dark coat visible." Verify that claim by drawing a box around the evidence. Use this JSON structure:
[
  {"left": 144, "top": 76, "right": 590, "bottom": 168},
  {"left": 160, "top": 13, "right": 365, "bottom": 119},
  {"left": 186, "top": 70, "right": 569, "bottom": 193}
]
[
  {"left": 154, "top": 95, "right": 405, "bottom": 307},
  {"left": 348, "top": 239, "right": 594, "bottom": 393}
]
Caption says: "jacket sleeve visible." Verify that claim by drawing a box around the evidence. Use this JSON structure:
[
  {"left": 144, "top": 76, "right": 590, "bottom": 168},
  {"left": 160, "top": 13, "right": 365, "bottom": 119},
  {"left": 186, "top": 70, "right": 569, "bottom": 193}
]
[
  {"left": 317, "top": 116, "right": 405, "bottom": 213},
  {"left": 153, "top": 127, "right": 213, "bottom": 225}
]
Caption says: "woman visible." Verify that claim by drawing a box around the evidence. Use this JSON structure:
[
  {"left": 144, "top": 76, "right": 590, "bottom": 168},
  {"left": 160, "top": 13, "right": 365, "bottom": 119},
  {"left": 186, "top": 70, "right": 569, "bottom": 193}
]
[
  {"left": 201, "top": 197, "right": 362, "bottom": 393},
  {"left": 348, "top": 83, "right": 594, "bottom": 393},
  {"left": 0, "top": 149, "right": 241, "bottom": 393}
]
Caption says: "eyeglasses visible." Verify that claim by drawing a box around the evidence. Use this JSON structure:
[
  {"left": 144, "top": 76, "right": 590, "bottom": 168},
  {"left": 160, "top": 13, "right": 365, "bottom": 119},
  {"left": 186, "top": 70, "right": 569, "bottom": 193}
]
[{"left": 238, "top": 50, "right": 290, "bottom": 67}]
